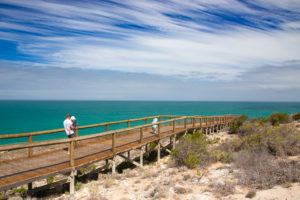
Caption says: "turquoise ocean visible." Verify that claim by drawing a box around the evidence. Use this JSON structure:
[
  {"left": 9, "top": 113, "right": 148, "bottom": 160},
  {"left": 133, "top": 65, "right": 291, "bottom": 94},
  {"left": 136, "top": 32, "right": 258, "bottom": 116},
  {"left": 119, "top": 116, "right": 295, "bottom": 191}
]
[{"left": 0, "top": 101, "right": 299, "bottom": 144}]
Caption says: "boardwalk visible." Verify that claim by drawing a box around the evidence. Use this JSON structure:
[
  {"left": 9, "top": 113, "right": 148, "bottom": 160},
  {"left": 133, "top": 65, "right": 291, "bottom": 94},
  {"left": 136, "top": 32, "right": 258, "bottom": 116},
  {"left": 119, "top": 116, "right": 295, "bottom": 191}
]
[{"left": 0, "top": 115, "right": 237, "bottom": 194}]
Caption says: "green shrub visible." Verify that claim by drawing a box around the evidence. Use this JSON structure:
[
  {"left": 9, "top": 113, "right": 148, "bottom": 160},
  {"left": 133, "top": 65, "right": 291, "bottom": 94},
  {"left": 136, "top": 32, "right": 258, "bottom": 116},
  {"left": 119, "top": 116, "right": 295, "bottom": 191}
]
[
  {"left": 46, "top": 176, "right": 55, "bottom": 184},
  {"left": 268, "top": 113, "right": 290, "bottom": 126},
  {"left": 292, "top": 112, "right": 300, "bottom": 121},
  {"left": 265, "top": 124, "right": 300, "bottom": 156},
  {"left": 75, "top": 181, "right": 82, "bottom": 191},
  {"left": 210, "top": 150, "right": 233, "bottom": 163},
  {"left": 229, "top": 123, "right": 300, "bottom": 156},
  {"left": 171, "top": 132, "right": 209, "bottom": 168},
  {"left": 250, "top": 117, "right": 268, "bottom": 125},
  {"left": 238, "top": 121, "right": 263, "bottom": 136},
  {"left": 148, "top": 142, "right": 157, "bottom": 151},
  {"left": 229, "top": 115, "right": 248, "bottom": 134},
  {"left": 184, "top": 152, "right": 200, "bottom": 168},
  {"left": 12, "top": 187, "right": 27, "bottom": 197}
]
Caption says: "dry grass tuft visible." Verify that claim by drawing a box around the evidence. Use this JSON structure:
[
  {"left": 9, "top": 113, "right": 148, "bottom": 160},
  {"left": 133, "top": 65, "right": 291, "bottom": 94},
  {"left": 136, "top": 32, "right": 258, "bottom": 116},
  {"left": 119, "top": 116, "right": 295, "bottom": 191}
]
[
  {"left": 209, "top": 181, "right": 235, "bottom": 197},
  {"left": 245, "top": 190, "right": 256, "bottom": 198},
  {"left": 103, "top": 177, "right": 115, "bottom": 188},
  {"left": 174, "top": 186, "right": 188, "bottom": 194}
]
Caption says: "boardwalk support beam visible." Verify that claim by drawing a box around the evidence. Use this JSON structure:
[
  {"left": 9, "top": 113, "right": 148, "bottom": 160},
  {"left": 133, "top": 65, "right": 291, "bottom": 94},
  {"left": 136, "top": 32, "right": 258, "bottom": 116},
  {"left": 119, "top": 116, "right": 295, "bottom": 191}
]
[
  {"left": 118, "top": 154, "right": 141, "bottom": 167},
  {"left": 157, "top": 141, "right": 161, "bottom": 163},
  {"left": 172, "top": 136, "right": 176, "bottom": 150},
  {"left": 140, "top": 146, "right": 144, "bottom": 167},
  {"left": 69, "top": 170, "right": 76, "bottom": 196},
  {"left": 112, "top": 156, "right": 116, "bottom": 174}
]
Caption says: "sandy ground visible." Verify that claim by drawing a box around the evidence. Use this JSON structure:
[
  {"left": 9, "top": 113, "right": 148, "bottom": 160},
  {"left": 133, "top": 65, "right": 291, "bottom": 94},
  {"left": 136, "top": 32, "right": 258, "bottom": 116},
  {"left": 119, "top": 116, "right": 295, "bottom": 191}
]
[
  {"left": 47, "top": 131, "right": 300, "bottom": 200},
  {"left": 50, "top": 155, "right": 300, "bottom": 200}
]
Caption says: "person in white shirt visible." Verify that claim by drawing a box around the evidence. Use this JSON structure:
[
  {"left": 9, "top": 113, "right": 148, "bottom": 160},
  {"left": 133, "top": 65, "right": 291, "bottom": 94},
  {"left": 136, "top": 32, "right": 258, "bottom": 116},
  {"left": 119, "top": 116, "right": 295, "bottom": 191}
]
[
  {"left": 63, "top": 114, "right": 74, "bottom": 138},
  {"left": 152, "top": 117, "right": 158, "bottom": 134}
]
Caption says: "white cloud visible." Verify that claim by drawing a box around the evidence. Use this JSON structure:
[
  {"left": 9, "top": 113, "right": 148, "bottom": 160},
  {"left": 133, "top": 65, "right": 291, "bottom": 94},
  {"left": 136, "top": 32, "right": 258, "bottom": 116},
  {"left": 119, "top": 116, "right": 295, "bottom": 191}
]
[{"left": 0, "top": 0, "right": 300, "bottom": 89}]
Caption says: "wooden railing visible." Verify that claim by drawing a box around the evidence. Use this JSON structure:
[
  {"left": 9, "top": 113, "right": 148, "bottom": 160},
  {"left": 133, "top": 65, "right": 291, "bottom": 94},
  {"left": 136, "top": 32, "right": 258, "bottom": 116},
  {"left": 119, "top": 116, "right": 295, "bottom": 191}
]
[{"left": 0, "top": 115, "right": 237, "bottom": 159}]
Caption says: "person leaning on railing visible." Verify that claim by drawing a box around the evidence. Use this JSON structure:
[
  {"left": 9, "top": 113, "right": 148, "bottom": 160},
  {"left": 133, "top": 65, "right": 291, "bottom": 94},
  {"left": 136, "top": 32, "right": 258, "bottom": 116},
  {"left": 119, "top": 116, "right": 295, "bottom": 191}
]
[
  {"left": 63, "top": 114, "right": 75, "bottom": 139},
  {"left": 151, "top": 117, "right": 158, "bottom": 134},
  {"left": 70, "top": 116, "right": 77, "bottom": 134}
]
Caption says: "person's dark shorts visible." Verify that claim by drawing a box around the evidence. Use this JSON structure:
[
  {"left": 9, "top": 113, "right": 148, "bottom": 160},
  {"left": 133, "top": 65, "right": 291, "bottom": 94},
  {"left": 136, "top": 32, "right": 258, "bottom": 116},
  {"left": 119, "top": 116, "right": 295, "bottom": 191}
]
[{"left": 68, "top": 134, "right": 75, "bottom": 138}]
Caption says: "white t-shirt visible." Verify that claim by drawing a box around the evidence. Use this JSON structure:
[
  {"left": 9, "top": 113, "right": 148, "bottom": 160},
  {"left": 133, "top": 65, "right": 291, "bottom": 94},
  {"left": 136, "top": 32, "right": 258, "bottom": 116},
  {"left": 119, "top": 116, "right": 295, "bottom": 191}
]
[
  {"left": 152, "top": 118, "right": 158, "bottom": 129},
  {"left": 63, "top": 118, "right": 74, "bottom": 135}
]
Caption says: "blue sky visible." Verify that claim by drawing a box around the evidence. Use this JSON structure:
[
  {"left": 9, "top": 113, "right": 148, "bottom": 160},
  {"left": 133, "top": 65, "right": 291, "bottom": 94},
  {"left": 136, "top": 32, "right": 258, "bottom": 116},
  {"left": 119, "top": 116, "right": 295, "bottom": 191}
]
[{"left": 0, "top": 0, "right": 300, "bottom": 101}]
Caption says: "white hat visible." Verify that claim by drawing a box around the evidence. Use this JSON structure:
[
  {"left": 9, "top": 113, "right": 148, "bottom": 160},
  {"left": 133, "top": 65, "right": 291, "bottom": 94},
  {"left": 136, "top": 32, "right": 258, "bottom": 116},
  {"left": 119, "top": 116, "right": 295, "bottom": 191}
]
[{"left": 71, "top": 116, "right": 76, "bottom": 121}]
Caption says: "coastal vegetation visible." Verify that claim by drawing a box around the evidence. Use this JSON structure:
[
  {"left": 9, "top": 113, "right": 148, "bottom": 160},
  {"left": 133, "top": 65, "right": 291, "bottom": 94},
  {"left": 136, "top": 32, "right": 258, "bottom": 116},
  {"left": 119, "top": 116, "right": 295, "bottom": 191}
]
[{"left": 172, "top": 112, "right": 300, "bottom": 190}]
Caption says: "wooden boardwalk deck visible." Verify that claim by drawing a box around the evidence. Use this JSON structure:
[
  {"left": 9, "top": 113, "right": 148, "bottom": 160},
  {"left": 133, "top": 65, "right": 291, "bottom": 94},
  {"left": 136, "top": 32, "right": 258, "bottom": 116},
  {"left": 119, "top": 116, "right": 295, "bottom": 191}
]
[{"left": 0, "top": 115, "right": 236, "bottom": 192}]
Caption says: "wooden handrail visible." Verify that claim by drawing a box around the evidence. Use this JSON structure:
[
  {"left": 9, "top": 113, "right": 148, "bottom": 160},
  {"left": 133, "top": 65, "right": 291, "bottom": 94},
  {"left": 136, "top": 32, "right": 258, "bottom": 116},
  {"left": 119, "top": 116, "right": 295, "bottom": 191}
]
[
  {"left": 0, "top": 115, "right": 162, "bottom": 139},
  {"left": 0, "top": 117, "right": 187, "bottom": 152},
  {"left": 0, "top": 115, "right": 239, "bottom": 152}
]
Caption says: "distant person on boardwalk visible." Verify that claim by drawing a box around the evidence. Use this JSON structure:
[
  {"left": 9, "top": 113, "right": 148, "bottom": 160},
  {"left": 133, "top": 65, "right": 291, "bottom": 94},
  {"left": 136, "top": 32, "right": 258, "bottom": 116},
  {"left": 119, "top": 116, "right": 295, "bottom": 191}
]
[
  {"left": 63, "top": 114, "right": 74, "bottom": 138},
  {"left": 152, "top": 117, "right": 158, "bottom": 134},
  {"left": 70, "top": 116, "right": 77, "bottom": 134}
]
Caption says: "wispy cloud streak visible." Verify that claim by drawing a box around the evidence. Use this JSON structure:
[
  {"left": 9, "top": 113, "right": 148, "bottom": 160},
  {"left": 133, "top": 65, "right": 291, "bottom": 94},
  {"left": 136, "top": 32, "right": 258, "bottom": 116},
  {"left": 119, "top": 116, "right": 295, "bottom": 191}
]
[{"left": 0, "top": 0, "right": 300, "bottom": 99}]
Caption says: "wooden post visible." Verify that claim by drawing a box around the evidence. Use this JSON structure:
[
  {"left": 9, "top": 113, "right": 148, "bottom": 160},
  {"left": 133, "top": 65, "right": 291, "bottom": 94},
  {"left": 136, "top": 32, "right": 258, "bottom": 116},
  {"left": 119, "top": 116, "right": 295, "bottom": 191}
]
[
  {"left": 28, "top": 135, "right": 33, "bottom": 157},
  {"left": 157, "top": 141, "right": 161, "bottom": 163},
  {"left": 75, "top": 128, "right": 78, "bottom": 138},
  {"left": 140, "top": 146, "right": 144, "bottom": 167},
  {"left": 184, "top": 118, "right": 187, "bottom": 128},
  {"left": 192, "top": 118, "right": 195, "bottom": 127},
  {"left": 157, "top": 123, "right": 160, "bottom": 137},
  {"left": 127, "top": 120, "right": 130, "bottom": 128},
  {"left": 200, "top": 118, "right": 202, "bottom": 128},
  {"left": 28, "top": 182, "right": 32, "bottom": 194},
  {"left": 112, "top": 156, "right": 116, "bottom": 174},
  {"left": 206, "top": 117, "right": 208, "bottom": 127},
  {"left": 172, "top": 120, "right": 175, "bottom": 132},
  {"left": 69, "top": 140, "right": 75, "bottom": 167},
  {"left": 127, "top": 151, "right": 130, "bottom": 159},
  {"left": 105, "top": 124, "right": 109, "bottom": 132},
  {"left": 172, "top": 136, "right": 176, "bottom": 149},
  {"left": 139, "top": 127, "right": 143, "bottom": 143},
  {"left": 212, "top": 116, "right": 216, "bottom": 133},
  {"left": 112, "top": 132, "right": 116, "bottom": 153},
  {"left": 69, "top": 170, "right": 76, "bottom": 195},
  {"left": 145, "top": 144, "right": 148, "bottom": 153}
]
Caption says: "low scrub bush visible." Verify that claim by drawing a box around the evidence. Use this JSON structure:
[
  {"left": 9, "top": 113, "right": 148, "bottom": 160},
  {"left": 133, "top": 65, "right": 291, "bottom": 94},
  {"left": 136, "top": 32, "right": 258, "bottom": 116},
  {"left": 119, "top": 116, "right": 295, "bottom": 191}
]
[
  {"left": 238, "top": 121, "right": 267, "bottom": 136},
  {"left": 210, "top": 150, "right": 233, "bottom": 163},
  {"left": 292, "top": 112, "right": 300, "bottom": 121},
  {"left": 234, "top": 151, "right": 300, "bottom": 189},
  {"left": 268, "top": 113, "right": 290, "bottom": 126},
  {"left": 75, "top": 181, "right": 82, "bottom": 191},
  {"left": 172, "top": 132, "right": 209, "bottom": 168},
  {"left": 46, "top": 176, "right": 55, "bottom": 184},
  {"left": 229, "top": 115, "right": 248, "bottom": 134},
  {"left": 12, "top": 187, "right": 27, "bottom": 197},
  {"left": 227, "top": 123, "right": 300, "bottom": 156}
]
